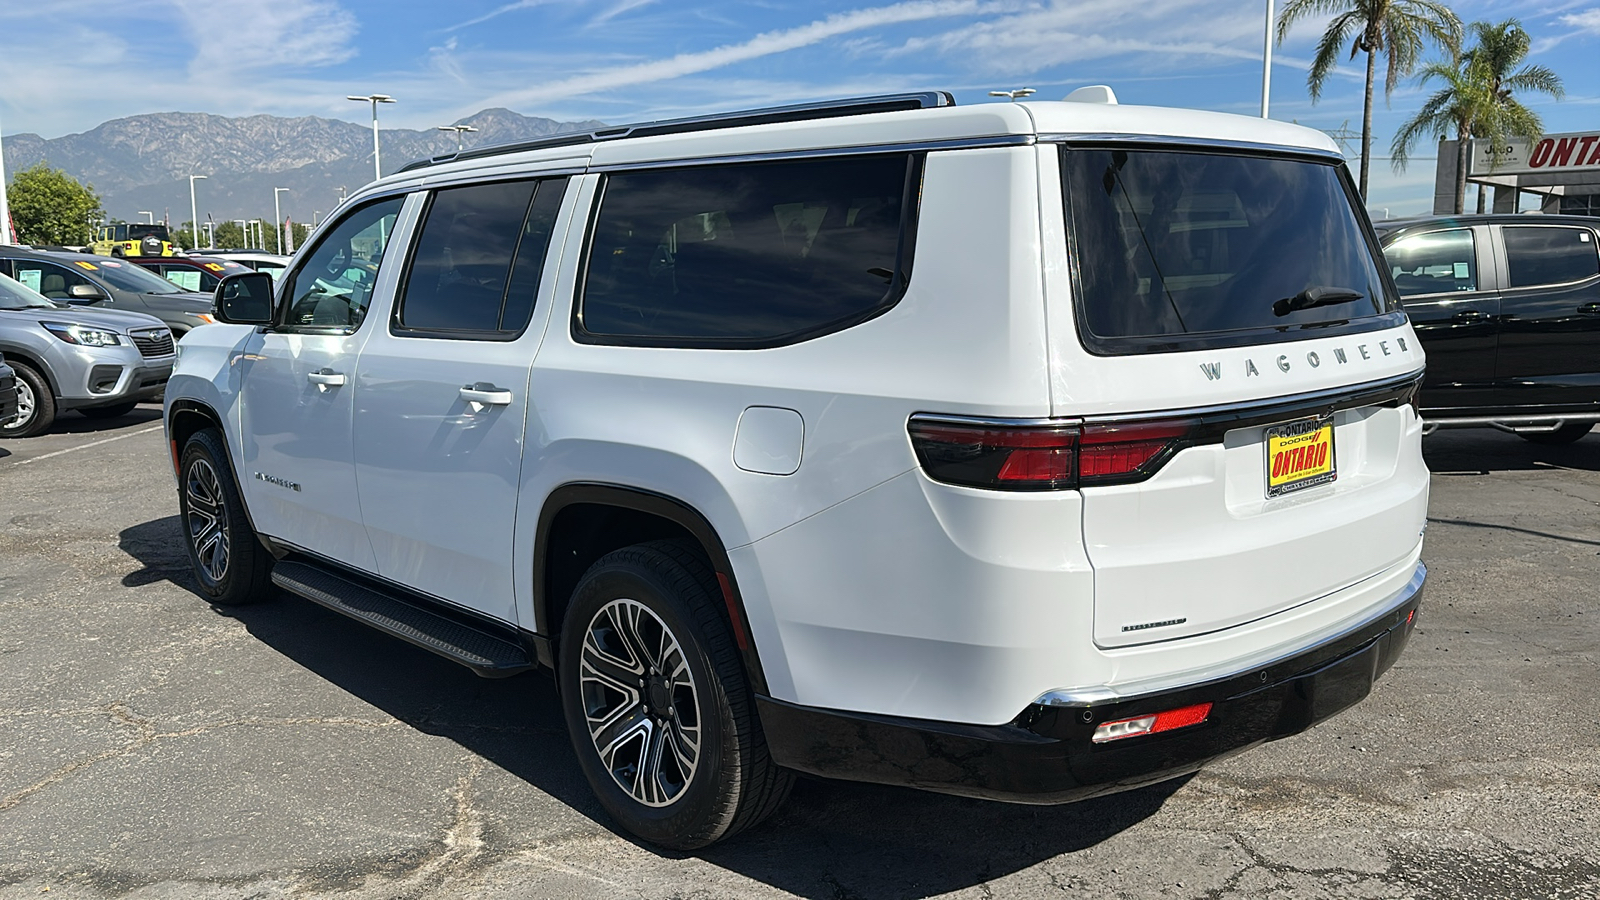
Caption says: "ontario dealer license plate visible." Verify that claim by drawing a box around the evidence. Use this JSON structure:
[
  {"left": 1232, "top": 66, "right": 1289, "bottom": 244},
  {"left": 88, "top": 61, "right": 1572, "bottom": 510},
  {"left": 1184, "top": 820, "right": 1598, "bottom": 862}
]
[{"left": 1265, "top": 415, "right": 1337, "bottom": 498}]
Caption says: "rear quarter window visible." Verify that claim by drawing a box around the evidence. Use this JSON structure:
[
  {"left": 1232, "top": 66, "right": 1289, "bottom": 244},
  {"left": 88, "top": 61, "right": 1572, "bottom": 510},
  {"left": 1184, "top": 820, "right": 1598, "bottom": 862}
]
[
  {"left": 576, "top": 154, "right": 920, "bottom": 348},
  {"left": 1502, "top": 226, "right": 1600, "bottom": 288},
  {"left": 1061, "top": 146, "right": 1400, "bottom": 354}
]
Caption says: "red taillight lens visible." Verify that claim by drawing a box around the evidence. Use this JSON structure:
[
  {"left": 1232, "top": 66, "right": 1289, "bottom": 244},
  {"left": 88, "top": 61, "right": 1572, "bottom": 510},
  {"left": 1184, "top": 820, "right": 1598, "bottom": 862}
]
[
  {"left": 910, "top": 415, "right": 1195, "bottom": 491},
  {"left": 1078, "top": 420, "right": 1194, "bottom": 481},
  {"left": 907, "top": 421, "right": 1078, "bottom": 491}
]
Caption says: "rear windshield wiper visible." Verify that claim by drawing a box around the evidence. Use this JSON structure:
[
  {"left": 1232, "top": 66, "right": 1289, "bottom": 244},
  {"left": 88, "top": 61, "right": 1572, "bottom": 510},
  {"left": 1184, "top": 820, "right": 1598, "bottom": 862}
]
[{"left": 1273, "top": 286, "right": 1365, "bottom": 318}]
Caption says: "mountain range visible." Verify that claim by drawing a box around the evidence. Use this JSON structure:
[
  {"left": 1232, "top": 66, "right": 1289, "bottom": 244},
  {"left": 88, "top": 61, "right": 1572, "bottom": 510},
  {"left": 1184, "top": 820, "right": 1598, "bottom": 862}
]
[{"left": 2, "top": 109, "right": 604, "bottom": 227}]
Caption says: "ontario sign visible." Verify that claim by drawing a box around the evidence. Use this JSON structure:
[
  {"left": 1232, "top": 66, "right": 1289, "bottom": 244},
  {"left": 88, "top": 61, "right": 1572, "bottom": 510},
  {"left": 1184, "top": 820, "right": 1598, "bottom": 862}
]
[{"left": 1469, "top": 131, "right": 1600, "bottom": 176}]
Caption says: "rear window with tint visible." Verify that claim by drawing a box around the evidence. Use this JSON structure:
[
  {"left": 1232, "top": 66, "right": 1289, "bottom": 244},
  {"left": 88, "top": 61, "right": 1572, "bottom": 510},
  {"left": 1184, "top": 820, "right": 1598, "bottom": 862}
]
[
  {"left": 578, "top": 154, "right": 917, "bottom": 347},
  {"left": 1502, "top": 226, "right": 1599, "bottom": 288},
  {"left": 1061, "top": 147, "right": 1395, "bottom": 354}
]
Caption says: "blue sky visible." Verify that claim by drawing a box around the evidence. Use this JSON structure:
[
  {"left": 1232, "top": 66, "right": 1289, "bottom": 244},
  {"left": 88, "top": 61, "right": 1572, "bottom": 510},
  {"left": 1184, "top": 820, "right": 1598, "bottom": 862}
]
[{"left": 1, "top": 0, "right": 1596, "bottom": 215}]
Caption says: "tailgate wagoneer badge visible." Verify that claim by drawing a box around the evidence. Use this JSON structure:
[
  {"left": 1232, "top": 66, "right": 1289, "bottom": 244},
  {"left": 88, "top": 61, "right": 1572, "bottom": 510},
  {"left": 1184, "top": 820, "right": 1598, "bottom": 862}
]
[{"left": 1200, "top": 337, "right": 1411, "bottom": 382}]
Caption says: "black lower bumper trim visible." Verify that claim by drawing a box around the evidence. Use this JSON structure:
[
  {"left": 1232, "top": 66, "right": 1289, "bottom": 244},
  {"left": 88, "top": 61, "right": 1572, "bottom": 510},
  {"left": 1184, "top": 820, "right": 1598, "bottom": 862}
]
[{"left": 758, "top": 579, "right": 1421, "bottom": 804}]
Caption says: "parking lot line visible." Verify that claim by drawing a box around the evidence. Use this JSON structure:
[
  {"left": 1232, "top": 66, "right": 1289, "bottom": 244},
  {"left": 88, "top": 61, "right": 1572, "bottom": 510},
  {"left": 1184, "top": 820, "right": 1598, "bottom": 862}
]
[{"left": 11, "top": 424, "right": 163, "bottom": 466}]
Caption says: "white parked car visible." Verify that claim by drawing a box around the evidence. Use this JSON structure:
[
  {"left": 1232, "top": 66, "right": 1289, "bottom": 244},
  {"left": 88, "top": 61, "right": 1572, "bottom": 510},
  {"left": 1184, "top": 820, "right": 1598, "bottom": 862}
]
[{"left": 164, "top": 91, "right": 1429, "bottom": 848}]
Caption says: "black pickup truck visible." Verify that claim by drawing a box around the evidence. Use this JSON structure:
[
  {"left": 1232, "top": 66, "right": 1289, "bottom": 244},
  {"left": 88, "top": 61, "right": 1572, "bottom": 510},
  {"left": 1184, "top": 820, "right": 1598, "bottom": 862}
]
[{"left": 1377, "top": 214, "right": 1600, "bottom": 443}]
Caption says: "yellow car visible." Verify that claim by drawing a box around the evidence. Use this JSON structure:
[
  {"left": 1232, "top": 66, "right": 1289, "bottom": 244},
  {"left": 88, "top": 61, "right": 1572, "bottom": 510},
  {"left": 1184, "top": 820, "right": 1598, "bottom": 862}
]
[{"left": 91, "top": 223, "right": 177, "bottom": 258}]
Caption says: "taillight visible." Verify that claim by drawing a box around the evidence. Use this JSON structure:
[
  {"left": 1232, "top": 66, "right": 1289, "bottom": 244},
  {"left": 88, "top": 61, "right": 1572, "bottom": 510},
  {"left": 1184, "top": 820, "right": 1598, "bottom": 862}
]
[
  {"left": 908, "top": 415, "right": 1195, "bottom": 490},
  {"left": 906, "top": 420, "right": 1077, "bottom": 491}
]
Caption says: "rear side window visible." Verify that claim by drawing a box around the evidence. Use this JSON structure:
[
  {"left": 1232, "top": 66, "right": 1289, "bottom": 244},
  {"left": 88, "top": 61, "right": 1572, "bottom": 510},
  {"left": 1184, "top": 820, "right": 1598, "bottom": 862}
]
[
  {"left": 1385, "top": 228, "right": 1477, "bottom": 296},
  {"left": 1502, "top": 226, "right": 1599, "bottom": 288},
  {"left": 577, "top": 154, "right": 919, "bottom": 347},
  {"left": 1062, "top": 147, "right": 1397, "bottom": 354},
  {"left": 397, "top": 178, "right": 568, "bottom": 336}
]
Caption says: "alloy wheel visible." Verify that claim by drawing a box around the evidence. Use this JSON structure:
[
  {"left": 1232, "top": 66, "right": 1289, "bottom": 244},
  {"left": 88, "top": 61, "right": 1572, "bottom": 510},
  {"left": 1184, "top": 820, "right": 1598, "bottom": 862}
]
[
  {"left": 579, "top": 598, "right": 701, "bottom": 807},
  {"left": 8, "top": 377, "right": 34, "bottom": 430},
  {"left": 184, "top": 457, "right": 230, "bottom": 584}
]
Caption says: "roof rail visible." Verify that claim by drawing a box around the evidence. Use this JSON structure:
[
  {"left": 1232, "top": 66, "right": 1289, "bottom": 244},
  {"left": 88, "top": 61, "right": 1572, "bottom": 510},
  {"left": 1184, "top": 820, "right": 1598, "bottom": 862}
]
[{"left": 398, "top": 91, "right": 956, "bottom": 173}]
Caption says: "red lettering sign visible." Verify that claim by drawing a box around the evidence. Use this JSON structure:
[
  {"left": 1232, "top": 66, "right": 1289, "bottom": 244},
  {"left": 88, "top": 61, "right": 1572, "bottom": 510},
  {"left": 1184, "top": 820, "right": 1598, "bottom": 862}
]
[
  {"left": 1530, "top": 139, "right": 1554, "bottom": 168},
  {"left": 1551, "top": 138, "right": 1577, "bottom": 167}
]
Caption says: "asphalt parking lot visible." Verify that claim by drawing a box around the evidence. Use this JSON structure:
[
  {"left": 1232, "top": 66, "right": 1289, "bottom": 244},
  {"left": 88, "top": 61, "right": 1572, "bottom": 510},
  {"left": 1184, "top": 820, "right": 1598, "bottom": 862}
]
[{"left": 1, "top": 405, "right": 1597, "bottom": 900}]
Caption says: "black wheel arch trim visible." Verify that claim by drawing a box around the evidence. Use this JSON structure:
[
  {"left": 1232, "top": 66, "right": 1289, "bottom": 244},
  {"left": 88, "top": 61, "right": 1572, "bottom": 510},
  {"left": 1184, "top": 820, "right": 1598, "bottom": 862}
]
[
  {"left": 166, "top": 398, "right": 269, "bottom": 550},
  {"left": 533, "top": 482, "right": 769, "bottom": 694},
  {"left": 0, "top": 347, "right": 61, "bottom": 398}
]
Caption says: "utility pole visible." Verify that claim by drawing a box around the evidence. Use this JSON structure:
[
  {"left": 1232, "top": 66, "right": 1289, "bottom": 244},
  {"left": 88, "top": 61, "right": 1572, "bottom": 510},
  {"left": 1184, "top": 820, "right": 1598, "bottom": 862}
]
[
  {"left": 347, "top": 94, "right": 396, "bottom": 182},
  {"left": 188, "top": 173, "right": 207, "bottom": 252},
  {"left": 273, "top": 187, "right": 290, "bottom": 254},
  {"left": 1261, "top": 0, "right": 1274, "bottom": 118}
]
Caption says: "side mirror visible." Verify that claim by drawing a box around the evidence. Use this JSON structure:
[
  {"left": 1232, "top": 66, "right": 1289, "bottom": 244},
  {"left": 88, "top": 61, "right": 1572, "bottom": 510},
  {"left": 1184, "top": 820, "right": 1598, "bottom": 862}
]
[
  {"left": 214, "top": 272, "right": 275, "bottom": 325},
  {"left": 67, "top": 283, "right": 106, "bottom": 303}
]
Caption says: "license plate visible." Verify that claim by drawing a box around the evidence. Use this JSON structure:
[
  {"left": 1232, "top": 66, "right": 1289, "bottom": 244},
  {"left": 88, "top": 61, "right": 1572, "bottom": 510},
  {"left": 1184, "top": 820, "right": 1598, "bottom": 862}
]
[{"left": 1265, "top": 415, "right": 1336, "bottom": 497}]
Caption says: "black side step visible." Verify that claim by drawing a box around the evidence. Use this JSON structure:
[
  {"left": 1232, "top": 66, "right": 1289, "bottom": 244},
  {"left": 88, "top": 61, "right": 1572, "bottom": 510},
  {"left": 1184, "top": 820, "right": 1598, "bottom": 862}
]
[{"left": 271, "top": 560, "right": 536, "bottom": 678}]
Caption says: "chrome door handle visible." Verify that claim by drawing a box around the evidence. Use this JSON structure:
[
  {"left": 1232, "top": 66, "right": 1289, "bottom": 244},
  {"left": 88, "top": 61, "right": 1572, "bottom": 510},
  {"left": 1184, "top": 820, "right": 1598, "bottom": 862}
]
[
  {"left": 307, "top": 368, "right": 346, "bottom": 388},
  {"left": 459, "top": 384, "right": 513, "bottom": 406},
  {"left": 1452, "top": 309, "right": 1484, "bottom": 323},
  {"left": 1579, "top": 303, "right": 1600, "bottom": 315}
]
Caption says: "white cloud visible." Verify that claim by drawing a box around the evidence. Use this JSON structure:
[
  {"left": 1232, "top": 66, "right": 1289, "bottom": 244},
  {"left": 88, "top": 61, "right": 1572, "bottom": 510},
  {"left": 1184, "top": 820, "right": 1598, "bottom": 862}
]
[
  {"left": 445, "top": 0, "right": 567, "bottom": 33},
  {"left": 588, "top": 0, "right": 657, "bottom": 29},
  {"left": 1559, "top": 8, "right": 1600, "bottom": 35},
  {"left": 171, "top": 0, "right": 359, "bottom": 74},
  {"left": 473, "top": 0, "right": 999, "bottom": 111}
]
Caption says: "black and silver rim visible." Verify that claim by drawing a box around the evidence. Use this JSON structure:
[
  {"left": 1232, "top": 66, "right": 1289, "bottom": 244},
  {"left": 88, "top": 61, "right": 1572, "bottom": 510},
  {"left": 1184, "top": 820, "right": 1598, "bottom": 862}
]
[
  {"left": 7, "top": 378, "right": 34, "bottom": 429},
  {"left": 185, "top": 457, "right": 229, "bottom": 584},
  {"left": 579, "top": 599, "right": 701, "bottom": 807}
]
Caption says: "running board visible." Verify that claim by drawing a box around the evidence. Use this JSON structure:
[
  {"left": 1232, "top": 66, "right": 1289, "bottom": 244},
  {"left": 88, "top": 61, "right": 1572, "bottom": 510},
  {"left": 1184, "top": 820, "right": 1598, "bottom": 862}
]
[{"left": 271, "top": 560, "right": 536, "bottom": 678}]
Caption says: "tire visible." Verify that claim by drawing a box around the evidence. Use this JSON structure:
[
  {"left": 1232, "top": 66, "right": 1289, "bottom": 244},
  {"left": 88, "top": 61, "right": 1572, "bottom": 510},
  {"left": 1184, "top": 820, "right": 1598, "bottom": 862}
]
[
  {"left": 559, "top": 540, "right": 793, "bottom": 849},
  {"left": 1, "top": 363, "right": 56, "bottom": 438},
  {"left": 1517, "top": 422, "right": 1593, "bottom": 445},
  {"left": 178, "top": 428, "right": 275, "bottom": 605},
  {"left": 80, "top": 402, "right": 139, "bottom": 420}
]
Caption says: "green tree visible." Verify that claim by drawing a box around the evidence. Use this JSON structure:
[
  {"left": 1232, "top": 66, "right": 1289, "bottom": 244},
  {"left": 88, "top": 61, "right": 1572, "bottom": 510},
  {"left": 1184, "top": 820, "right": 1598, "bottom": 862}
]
[
  {"left": 1390, "top": 19, "right": 1563, "bottom": 214},
  {"left": 1277, "top": 0, "right": 1461, "bottom": 200},
  {"left": 7, "top": 163, "right": 104, "bottom": 246}
]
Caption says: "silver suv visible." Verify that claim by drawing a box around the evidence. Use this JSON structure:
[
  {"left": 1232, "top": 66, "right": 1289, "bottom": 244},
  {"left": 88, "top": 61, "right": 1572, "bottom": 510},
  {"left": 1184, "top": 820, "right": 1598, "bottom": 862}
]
[{"left": 0, "top": 272, "right": 175, "bottom": 437}]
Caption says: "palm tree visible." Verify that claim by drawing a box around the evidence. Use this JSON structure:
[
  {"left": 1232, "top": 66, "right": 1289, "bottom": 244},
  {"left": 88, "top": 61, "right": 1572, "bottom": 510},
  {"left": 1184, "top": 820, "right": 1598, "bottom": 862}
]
[
  {"left": 1390, "top": 19, "right": 1563, "bottom": 214},
  {"left": 1277, "top": 0, "right": 1461, "bottom": 199}
]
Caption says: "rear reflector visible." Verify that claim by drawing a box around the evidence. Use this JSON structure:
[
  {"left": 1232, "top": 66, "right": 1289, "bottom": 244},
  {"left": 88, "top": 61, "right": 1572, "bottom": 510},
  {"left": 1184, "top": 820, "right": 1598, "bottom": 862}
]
[
  {"left": 909, "top": 415, "right": 1196, "bottom": 491},
  {"left": 1091, "top": 702, "right": 1213, "bottom": 743}
]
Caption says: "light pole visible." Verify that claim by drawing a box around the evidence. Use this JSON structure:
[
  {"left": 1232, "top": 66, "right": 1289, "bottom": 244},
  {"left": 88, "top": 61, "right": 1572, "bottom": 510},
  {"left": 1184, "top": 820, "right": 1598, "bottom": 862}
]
[
  {"left": 204, "top": 221, "right": 215, "bottom": 249},
  {"left": 273, "top": 187, "right": 290, "bottom": 254},
  {"left": 347, "top": 94, "right": 396, "bottom": 182},
  {"left": 188, "top": 173, "right": 207, "bottom": 251},
  {"left": 436, "top": 124, "right": 478, "bottom": 153},
  {"left": 233, "top": 219, "right": 247, "bottom": 249},
  {"left": 138, "top": 211, "right": 154, "bottom": 224},
  {"left": 1261, "top": 0, "right": 1274, "bottom": 118},
  {"left": 988, "top": 88, "right": 1036, "bottom": 102},
  {"left": 337, "top": 186, "right": 348, "bottom": 206}
]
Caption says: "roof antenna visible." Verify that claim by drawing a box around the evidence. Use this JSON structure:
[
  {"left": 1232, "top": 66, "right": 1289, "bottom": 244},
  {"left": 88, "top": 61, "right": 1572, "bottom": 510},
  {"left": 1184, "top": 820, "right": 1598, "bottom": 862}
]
[{"left": 1064, "top": 85, "right": 1118, "bottom": 104}]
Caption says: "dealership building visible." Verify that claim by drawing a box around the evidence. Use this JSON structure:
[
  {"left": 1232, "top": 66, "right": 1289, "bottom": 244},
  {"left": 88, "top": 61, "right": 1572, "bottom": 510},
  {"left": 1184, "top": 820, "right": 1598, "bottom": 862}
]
[{"left": 1434, "top": 129, "right": 1600, "bottom": 216}]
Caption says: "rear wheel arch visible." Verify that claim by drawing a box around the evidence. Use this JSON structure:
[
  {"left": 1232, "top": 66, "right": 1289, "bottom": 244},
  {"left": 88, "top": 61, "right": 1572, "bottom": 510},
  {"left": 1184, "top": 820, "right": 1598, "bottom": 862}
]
[{"left": 534, "top": 483, "right": 768, "bottom": 695}]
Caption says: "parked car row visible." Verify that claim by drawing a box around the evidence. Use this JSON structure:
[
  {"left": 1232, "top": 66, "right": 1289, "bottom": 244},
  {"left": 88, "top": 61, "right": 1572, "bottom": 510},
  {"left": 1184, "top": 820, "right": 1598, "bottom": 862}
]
[{"left": 0, "top": 270, "right": 175, "bottom": 437}]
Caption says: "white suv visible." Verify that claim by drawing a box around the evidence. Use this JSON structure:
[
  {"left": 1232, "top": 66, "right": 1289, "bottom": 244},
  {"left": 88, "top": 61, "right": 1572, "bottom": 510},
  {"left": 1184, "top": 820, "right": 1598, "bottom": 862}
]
[{"left": 165, "top": 91, "right": 1429, "bottom": 849}]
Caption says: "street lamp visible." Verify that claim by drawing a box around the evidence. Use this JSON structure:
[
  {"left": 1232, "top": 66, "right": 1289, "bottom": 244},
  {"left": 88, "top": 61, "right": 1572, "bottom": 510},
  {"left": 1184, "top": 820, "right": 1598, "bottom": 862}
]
[
  {"left": 337, "top": 186, "right": 348, "bottom": 206},
  {"left": 1261, "top": 0, "right": 1274, "bottom": 118},
  {"left": 273, "top": 187, "right": 290, "bottom": 254},
  {"left": 347, "top": 94, "right": 396, "bottom": 182},
  {"left": 988, "top": 88, "right": 1036, "bottom": 102},
  {"left": 436, "top": 124, "right": 479, "bottom": 153},
  {"left": 188, "top": 174, "right": 207, "bottom": 251},
  {"left": 233, "top": 220, "right": 247, "bottom": 250},
  {"left": 138, "top": 211, "right": 154, "bottom": 224}
]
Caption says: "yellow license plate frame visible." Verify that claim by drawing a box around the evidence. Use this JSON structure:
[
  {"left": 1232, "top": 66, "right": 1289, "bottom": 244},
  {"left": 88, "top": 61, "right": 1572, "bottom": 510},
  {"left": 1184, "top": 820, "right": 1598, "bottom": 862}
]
[{"left": 1265, "top": 415, "right": 1337, "bottom": 498}]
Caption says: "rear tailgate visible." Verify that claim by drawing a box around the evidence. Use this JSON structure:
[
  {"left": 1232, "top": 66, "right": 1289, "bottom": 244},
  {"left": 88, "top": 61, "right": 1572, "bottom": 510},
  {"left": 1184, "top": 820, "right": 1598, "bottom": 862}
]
[{"left": 1048, "top": 142, "right": 1429, "bottom": 648}]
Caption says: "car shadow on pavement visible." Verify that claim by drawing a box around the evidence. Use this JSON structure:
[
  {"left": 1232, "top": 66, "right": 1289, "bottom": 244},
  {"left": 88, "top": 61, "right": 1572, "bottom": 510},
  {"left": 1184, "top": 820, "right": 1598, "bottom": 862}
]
[
  {"left": 119, "top": 515, "right": 1184, "bottom": 898},
  {"left": 1422, "top": 429, "right": 1600, "bottom": 475},
  {"left": 45, "top": 405, "right": 164, "bottom": 435}
]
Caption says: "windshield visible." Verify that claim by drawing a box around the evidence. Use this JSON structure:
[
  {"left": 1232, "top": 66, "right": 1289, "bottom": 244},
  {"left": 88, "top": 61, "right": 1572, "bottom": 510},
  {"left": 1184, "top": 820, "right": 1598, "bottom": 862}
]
[
  {"left": 0, "top": 272, "right": 59, "bottom": 310},
  {"left": 1061, "top": 147, "right": 1396, "bottom": 353},
  {"left": 70, "top": 258, "right": 188, "bottom": 294}
]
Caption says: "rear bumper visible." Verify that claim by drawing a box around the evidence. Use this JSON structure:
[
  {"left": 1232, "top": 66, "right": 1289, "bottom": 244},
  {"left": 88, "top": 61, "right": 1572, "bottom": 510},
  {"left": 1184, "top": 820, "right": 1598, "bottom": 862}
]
[{"left": 758, "top": 561, "right": 1423, "bottom": 804}]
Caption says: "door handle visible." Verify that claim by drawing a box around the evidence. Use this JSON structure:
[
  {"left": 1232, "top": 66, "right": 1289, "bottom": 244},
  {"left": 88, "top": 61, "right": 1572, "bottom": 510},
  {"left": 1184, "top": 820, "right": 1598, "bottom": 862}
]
[
  {"left": 459, "top": 384, "right": 513, "bottom": 406},
  {"left": 1579, "top": 303, "right": 1600, "bottom": 315},
  {"left": 1452, "top": 309, "right": 1485, "bottom": 323},
  {"left": 307, "top": 368, "right": 345, "bottom": 389}
]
